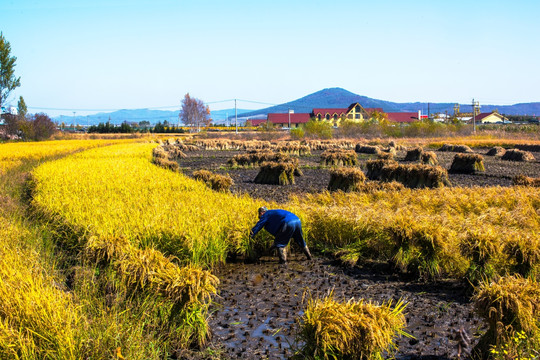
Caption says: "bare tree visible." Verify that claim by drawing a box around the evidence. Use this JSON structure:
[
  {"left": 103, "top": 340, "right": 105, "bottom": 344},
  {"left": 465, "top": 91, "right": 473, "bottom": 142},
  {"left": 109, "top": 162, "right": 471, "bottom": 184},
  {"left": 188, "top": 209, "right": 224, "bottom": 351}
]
[
  {"left": 179, "top": 93, "right": 211, "bottom": 132},
  {"left": 31, "top": 113, "right": 57, "bottom": 140}
]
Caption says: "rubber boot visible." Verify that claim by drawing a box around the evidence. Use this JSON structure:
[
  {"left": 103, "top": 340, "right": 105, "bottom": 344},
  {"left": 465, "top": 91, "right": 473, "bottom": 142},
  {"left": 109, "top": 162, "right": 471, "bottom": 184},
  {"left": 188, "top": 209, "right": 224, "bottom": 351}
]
[
  {"left": 277, "top": 247, "right": 287, "bottom": 264},
  {"left": 302, "top": 246, "right": 313, "bottom": 260}
]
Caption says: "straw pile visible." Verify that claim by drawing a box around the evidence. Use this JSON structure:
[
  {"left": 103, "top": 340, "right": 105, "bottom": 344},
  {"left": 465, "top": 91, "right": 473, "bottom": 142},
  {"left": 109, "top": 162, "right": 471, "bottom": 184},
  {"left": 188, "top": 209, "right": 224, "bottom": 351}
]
[
  {"left": 152, "top": 145, "right": 183, "bottom": 171},
  {"left": 486, "top": 146, "right": 506, "bottom": 156},
  {"left": 501, "top": 149, "right": 536, "bottom": 162},
  {"left": 175, "top": 143, "right": 199, "bottom": 152},
  {"left": 165, "top": 146, "right": 187, "bottom": 160},
  {"left": 355, "top": 144, "right": 381, "bottom": 154},
  {"left": 299, "top": 293, "right": 407, "bottom": 360},
  {"left": 193, "top": 170, "right": 234, "bottom": 192},
  {"left": 388, "top": 140, "right": 405, "bottom": 151},
  {"left": 377, "top": 151, "right": 395, "bottom": 161},
  {"left": 321, "top": 149, "right": 358, "bottom": 166},
  {"left": 380, "top": 163, "right": 451, "bottom": 188},
  {"left": 366, "top": 159, "right": 398, "bottom": 180},
  {"left": 254, "top": 161, "right": 298, "bottom": 185},
  {"left": 273, "top": 143, "right": 311, "bottom": 156},
  {"left": 438, "top": 144, "right": 474, "bottom": 153},
  {"left": 513, "top": 174, "right": 540, "bottom": 187},
  {"left": 152, "top": 154, "right": 180, "bottom": 172},
  {"left": 404, "top": 147, "right": 423, "bottom": 161},
  {"left": 421, "top": 151, "right": 438, "bottom": 166},
  {"left": 228, "top": 150, "right": 290, "bottom": 167},
  {"left": 328, "top": 167, "right": 366, "bottom": 192},
  {"left": 449, "top": 153, "right": 485, "bottom": 174}
]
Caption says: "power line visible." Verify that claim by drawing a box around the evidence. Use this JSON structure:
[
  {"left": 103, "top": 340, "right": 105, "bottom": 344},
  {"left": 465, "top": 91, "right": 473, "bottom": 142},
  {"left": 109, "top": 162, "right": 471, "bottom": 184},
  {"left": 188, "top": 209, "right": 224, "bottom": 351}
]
[{"left": 26, "top": 98, "right": 277, "bottom": 113}]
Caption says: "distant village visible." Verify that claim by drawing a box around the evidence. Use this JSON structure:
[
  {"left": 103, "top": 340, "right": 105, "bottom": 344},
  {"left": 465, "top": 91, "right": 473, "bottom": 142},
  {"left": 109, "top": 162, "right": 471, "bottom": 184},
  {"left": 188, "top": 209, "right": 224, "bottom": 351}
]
[{"left": 246, "top": 102, "right": 514, "bottom": 129}]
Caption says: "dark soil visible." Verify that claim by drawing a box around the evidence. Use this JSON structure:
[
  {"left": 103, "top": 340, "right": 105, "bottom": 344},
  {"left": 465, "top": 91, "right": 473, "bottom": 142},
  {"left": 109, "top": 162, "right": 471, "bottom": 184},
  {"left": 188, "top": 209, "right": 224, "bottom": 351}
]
[
  {"left": 204, "top": 254, "right": 482, "bottom": 360},
  {"left": 179, "top": 148, "right": 540, "bottom": 203},
  {"left": 175, "top": 147, "right": 539, "bottom": 359}
]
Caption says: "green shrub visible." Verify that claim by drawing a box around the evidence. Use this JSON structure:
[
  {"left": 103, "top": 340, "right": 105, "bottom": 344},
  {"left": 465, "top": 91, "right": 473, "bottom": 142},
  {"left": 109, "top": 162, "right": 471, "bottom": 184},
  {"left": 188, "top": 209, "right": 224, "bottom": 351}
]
[{"left": 304, "top": 120, "right": 333, "bottom": 139}]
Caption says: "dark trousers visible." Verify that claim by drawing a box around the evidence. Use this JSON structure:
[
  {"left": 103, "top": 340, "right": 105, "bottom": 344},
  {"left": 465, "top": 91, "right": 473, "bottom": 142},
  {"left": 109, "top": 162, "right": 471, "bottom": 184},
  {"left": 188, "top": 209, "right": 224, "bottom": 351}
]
[{"left": 274, "top": 219, "right": 306, "bottom": 248}]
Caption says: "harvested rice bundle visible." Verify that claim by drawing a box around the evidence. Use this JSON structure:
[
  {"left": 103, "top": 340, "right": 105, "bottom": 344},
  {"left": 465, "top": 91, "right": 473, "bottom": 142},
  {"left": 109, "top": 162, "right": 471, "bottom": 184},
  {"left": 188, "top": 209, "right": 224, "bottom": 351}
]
[
  {"left": 449, "top": 153, "right": 485, "bottom": 174},
  {"left": 501, "top": 149, "right": 536, "bottom": 162},
  {"left": 208, "top": 173, "right": 234, "bottom": 192},
  {"left": 438, "top": 144, "right": 473, "bottom": 153},
  {"left": 404, "top": 147, "right": 423, "bottom": 161},
  {"left": 355, "top": 144, "right": 380, "bottom": 154},
  {"left": 254, "top": 161, "right": 297, "bottom": 185},
  {"left": 321, "top": 149, "right": 358, "bottom": 166},
  {"left": 176, "top": 143, "right": 199, "bottom": 152},
  {"left": 85, "top": 235, "right": 219, "bottom": 348},
  {"left": 242, "top": 140, "right": 272, "bottom": 150},
  {"left": 513, "top": 174, "right": 540, "bottom": 187},
  {"left": 298, "top": 293, "right": 407, "bottom": 360},
  {"left": 381, "top": 163, "right": 451, "bottom": 188},
  {"left": 328, "top": 167, "right": 366, "bottom": 192},
  {"left": 486, "top": 146, "right": 506, "bottom": 156},
  {"left": 377, "top": 151, "right": 394, "bottom": 161},
  {"left": 228, "top": 150, "right": 290, "bottom": 167},
  {"left": 152, "top": 146, "right": 168, "bottom": 159},
  {"left": 421, "top": 151, "right": 438, "bottom": 166},
  {"left": 388, "top": 140, "right": 405, "bottom": 151},
  {"left": 153, "top": 156, "right": 179, "bottom": 171},
  {"left": 473, "top": 275, "right": 540, "bottom": 359},
  {"left": 274, "top": 143, "right": 311, "bottom": 156},
  {"left": 167, "top": 147, "right": 187, "bottom": 160},
  {"left": 365, "top": 159, "right": 397, "bottom": 180},
  {"left": 192, "top": 169, "right": 214, "bottom": 183},
  {"left": 193, "top": 170, "right": 234, "bottom": 192}
]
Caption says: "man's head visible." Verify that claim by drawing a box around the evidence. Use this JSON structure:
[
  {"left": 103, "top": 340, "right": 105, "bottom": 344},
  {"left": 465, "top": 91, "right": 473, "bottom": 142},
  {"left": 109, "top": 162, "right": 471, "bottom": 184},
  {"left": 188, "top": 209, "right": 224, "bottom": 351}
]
[{"left": 258, "top": 206, "right": 268, "bottom": 218}]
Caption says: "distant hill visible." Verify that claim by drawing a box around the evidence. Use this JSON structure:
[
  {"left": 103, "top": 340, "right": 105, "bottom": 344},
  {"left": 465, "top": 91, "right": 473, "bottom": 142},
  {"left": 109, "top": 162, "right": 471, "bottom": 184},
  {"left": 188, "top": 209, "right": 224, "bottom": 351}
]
[
  {"left": 238, "top": 87, "right": 540, "bottom": 118},
  {"left": 53, "top": 108, "right": 252, "bottom": 126},
  {"left": 53, "top": 88, "right": 540, "bottom": 125}
]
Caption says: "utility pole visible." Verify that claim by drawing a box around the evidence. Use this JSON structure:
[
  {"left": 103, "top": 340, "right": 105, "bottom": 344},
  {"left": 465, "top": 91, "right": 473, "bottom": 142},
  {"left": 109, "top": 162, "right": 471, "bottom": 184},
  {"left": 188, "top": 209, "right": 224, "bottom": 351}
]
[
  {"left": 235, "top": 99, "right": 238, "bottom": 134},
  {"left": 472, "top": 99, "right": 480, "bottom": 133},
  {"left": 288, "top": 108, "right": 291, "bottom": 129},
  {"left": 427, "top": 103, "right": 430, "bottom": 119}
]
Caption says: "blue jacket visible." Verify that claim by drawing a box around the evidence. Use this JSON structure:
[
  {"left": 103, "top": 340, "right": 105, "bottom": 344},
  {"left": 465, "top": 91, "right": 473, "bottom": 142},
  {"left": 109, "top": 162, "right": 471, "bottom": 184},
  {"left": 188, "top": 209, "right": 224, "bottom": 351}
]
[{"left": 251, "top": 209, "right": 300, "bottom": 237}]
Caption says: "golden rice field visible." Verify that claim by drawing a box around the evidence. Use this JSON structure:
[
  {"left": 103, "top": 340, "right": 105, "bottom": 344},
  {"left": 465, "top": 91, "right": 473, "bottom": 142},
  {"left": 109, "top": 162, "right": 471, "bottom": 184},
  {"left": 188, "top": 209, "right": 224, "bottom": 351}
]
[
  {"left": 0, "top": 139, "right": 139, "bottom": 173},
  {"left": 289, "top": 185, "right": 540, "bottom": 280},
  {"left": 29, "top": 141, "right": 540, "bottom": 279},
  {"left": 30, "top": 143, "right": 269, "bottom": 267},
  {"left": 2, "top": 137, "right": 540, "bottom": 358}
]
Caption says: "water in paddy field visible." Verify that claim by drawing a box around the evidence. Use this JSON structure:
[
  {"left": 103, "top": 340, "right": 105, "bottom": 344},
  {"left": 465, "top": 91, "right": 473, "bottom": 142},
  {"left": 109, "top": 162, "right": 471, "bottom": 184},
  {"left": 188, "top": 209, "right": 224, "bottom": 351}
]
[{"left": 207, "top": 252, "right": 482, "bottom": 359}]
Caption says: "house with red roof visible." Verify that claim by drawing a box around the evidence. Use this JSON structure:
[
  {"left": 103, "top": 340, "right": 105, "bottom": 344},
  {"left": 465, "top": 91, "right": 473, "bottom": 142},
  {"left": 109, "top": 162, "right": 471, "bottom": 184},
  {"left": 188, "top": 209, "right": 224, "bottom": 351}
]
[
  {"left": 386, "top": 112, "right": 419, "bottom": 123},
  {"left": 474, "top": 111, "right": 508, "bottom": 124},
  {"left": 312, "top": 103, "right": 379, "bottom": 126},
  {"left": 256, "top": 103, "right": 422, "bottom": 128},
  {"left": 249, "top": 113, "right": 311, "bottom": 128}
]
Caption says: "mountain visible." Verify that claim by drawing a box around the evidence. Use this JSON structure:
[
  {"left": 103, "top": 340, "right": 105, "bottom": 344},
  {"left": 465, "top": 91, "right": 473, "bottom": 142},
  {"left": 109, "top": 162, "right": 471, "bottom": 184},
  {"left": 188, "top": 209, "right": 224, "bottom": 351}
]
[
  {"left": 53, "top": 88, "right": 540, "bottom": 125},
  {"left": 238, "top": 88, "right": 540, "bottom": 117},
  {"left": 53, "top": 108, "right": 252, "bottom": 126}
]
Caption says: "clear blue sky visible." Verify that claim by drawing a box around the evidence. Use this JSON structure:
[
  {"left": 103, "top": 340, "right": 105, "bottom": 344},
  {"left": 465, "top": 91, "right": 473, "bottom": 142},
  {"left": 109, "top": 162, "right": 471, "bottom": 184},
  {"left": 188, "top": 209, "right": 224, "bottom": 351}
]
[{"left": 2, "top": 0, "right": 539, "bottom": 116}]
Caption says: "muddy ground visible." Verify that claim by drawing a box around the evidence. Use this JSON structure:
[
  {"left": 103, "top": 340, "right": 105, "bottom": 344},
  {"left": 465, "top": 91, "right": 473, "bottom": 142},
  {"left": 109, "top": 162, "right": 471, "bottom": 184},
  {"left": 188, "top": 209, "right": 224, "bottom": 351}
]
[
  {"left": 180, "top": 147, "right": 540, "bottom": 203},
  {"left": 176, "top": 147, "right": 539, "bottom": 359}
]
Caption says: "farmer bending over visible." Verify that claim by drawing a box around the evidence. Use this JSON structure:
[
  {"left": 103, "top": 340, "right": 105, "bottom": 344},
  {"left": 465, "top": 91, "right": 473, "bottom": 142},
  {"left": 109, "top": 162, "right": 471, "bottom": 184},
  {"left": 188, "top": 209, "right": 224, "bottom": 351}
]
[{"left": 250, "top": 207, "right": 312, "bottom": 264}]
